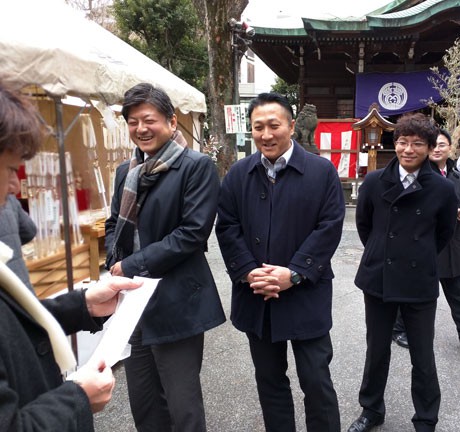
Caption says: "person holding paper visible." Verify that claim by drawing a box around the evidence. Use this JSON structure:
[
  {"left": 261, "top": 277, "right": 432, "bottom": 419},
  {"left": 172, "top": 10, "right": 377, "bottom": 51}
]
[
  {"left": 0, "top": 79, "right": 143, "bottom": 431},
  {"left": 105, "top": 83, "right": 225, "bottom": 432}
]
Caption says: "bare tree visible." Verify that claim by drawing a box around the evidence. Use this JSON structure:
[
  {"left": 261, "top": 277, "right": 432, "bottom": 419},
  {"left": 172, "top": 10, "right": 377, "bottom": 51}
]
[
  {"left": 191, "top": 0, "right": 249, "bottom": 177},
  {"left": 428, "top": 38, "right": 460, "bottom": 154},
  {"left": 65, "top": 0, "right": 116, "bottom": 31}
]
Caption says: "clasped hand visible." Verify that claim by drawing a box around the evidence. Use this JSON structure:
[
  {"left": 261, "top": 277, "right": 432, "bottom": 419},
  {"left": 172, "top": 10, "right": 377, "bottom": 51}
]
[{"left": 247, "top": 264, "right": 292, "bottom": 301}]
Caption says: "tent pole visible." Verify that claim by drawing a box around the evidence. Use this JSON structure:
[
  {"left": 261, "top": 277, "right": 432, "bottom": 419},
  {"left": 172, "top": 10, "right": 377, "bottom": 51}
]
[
  {"left": 55, "top": 98, "right": 74, "bottom": 292},
  {"left": 54, "top": 98, "right": 78, "bottom": 360}
]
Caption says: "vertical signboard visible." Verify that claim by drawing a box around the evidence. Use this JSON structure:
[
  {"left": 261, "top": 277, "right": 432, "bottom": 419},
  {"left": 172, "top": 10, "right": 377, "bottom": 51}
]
[{"left": 224, "top": 105, "right": 247, "bottom": 134}]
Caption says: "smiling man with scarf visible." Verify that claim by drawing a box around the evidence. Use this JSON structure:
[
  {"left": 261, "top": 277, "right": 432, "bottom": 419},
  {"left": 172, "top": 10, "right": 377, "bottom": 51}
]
[{"left": 105, "top": 83, "right": 225, "bottom": 432}]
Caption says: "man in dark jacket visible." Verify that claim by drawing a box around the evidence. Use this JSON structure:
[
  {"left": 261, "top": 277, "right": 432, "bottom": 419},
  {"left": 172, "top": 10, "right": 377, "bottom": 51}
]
[
  {"left": 430, "top": 129, "right": 460, "bottom": 342},
  {"left": 0, "top": 79, "right": 142, "bottom": 431},
  {"left": 216, "top": 92, "right": 344, "bottom": 432},
  {"left": 393, "top": 129, "right": 460, "bottom": 350},
  {"left": 348, "top": 113, "right": 458, "bottom": 432},
  {"left": 0, "top": 192, "right": 36, "bottom": 291},
  {"left": 105, "top": 83, "right": 225, "bottom": 432}
]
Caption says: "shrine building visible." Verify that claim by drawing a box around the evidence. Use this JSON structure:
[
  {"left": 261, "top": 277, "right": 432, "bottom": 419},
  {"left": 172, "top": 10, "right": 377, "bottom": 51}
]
[{"left": 249, "top": 0, "right": 460, "bottom": 185}]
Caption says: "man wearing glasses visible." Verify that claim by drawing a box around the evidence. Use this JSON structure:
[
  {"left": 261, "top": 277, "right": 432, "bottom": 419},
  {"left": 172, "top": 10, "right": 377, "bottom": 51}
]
[
  {"left": 430, "top": 129, "right": 460, "bottom": 343},
  {"left": 348, "top": 113, "right": 457, "bottom": 432}
]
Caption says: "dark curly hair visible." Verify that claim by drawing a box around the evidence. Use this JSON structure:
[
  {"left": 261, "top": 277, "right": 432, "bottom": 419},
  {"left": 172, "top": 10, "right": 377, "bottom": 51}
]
[
  {"left": 393, "top": 112, "right": 438, "bottom": 149},
  {"left": 0, "top": 80, "right": 42, "bottom": 160}
]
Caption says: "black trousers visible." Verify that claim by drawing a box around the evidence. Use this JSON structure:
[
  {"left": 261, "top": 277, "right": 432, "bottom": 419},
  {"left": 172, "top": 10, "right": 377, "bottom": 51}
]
[
  {"left": 393, "top": 277, "right": 460, "bottom": 341},
  {"left": 359, "top": 293, "right": 440, "bottom": 432},
  {"left": 246, "top": 311, "right": 340, "bottom": 432},
  {"left": 124, "top": 327, "right": 206, "bottom": 432},
  {"left": 440, "top": 275, "right": 460, "bottom": 340}
]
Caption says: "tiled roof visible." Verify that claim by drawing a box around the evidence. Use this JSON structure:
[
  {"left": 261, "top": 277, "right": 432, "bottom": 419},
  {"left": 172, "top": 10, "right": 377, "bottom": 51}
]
[{"left": 252, "top": 0, "right": 459, "bottom": 36}]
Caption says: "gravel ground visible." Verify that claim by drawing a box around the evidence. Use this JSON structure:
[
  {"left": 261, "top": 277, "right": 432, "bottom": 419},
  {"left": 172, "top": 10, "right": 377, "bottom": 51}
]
[{"left": 93, "top": 207, "right": 460, "bottom": 431}]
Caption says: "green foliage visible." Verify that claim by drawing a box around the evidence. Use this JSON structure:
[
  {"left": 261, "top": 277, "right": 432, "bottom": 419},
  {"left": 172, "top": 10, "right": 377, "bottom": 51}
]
[
  {"left": 271, "top": 77, "right": 300, "bottom": 115},
  {"left": 112, "top": 0, "right": 208, "bottom": 92}
]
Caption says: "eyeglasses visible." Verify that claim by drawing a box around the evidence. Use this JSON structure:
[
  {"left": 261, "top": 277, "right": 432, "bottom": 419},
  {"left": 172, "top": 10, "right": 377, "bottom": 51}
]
[
  {"left": 434, "top": 143, "right": 450, "bottom": 149},
  {"left": 395, "top": 140, "right": 427, "bottom": 149}
]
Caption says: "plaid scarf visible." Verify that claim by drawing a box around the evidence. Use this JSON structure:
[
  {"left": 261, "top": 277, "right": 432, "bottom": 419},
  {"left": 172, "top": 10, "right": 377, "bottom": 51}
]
[{"left": 111, "top": 130, "right": 187, "bottom": 262}]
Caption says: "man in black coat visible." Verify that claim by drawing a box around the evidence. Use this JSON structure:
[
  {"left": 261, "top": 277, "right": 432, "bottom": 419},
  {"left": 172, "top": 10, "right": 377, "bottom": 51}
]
[
  {"left": 393, "top": 128, "right": 460, "bottom": 349},
  {"left": 105, "top": 83, "right": 225, "bottom": 431},
  {"left": 216, "top": 92, "right": 344, "bottom": 432},
  {"left": 430, "top": 129, "right": 460, "bottom": 342},
  {"left": 347, "top": 113, "right": 458, "bottom": 432}
]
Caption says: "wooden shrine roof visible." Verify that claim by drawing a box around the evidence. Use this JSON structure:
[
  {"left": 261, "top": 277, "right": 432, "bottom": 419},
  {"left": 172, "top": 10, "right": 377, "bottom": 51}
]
[{"left": 251, "top": 0, "right": 460, "bottom": 84}]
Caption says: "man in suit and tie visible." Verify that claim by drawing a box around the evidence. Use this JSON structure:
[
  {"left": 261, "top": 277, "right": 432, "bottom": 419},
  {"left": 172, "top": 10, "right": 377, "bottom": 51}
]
[
  {"left": 216, "top": 92, "right": 344, "bottom": 432},
  {"left": 429, "top": 128, "right": 460, "bottom": 343},
  {"left": 348, "top": 113, "right": 458, "bottom": 432}
]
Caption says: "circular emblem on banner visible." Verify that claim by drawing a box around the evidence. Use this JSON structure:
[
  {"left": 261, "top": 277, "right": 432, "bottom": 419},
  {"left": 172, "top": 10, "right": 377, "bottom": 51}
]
[{"left": 378, "top": 82, "right": 408, "bottom": 110}]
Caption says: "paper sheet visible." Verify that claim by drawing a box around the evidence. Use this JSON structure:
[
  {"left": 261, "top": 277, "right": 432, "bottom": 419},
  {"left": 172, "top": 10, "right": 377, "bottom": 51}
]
[{"left": 85, "top": 276, "right": 159, "bottom": 368}]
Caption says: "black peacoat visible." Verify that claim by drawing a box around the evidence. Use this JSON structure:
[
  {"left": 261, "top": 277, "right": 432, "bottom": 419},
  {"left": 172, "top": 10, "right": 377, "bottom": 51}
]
[
  {"left": 355, "top": 156, "right": 457, "bottom": 302},
  {"left": 0, "top": 289, "right": 100, "bottom": 431},
  {"left": 216, "top": 141, "right": 345, "bottom": 342},
  {"left": 105, "top": 148, "right": 225, "bottom": 345}
]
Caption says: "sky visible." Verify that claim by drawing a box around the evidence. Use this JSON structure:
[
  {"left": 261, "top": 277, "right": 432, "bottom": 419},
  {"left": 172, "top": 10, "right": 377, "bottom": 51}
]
[{"left": 243, "top": 0, "right": 392, "bottom": 26}]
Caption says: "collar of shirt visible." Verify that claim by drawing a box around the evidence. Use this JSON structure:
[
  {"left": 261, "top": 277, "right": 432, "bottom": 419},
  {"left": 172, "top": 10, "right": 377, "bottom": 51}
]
[
  {"left": 399, "top": 165, "right": 420, "bottom": 183},
  {"left": 260, "top": 140, "right": 294, "bottom": 173},
  {"left": 437, "top": 164, "right": 447, "bottom": 176}
]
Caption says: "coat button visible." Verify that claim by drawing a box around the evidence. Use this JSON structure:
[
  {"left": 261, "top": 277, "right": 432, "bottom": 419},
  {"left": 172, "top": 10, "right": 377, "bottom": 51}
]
[
  {"left": 36, "top": 340, "right": 51, "bottom": 356},
  {"left": 411, "top": 261, "right": 417, "bottom": 268},
  {"left": 386, "top": 258, "right": 392, "bottom": 265},
  {"left": 389, "top": 232, "right": 395, "bottom": 239},
  {"left": 414, "top": 234, "right": 419, "bottom": 241},
  {"left": 392, "top": 206, "right": 398, "bottom": 212},
  {"left": 306, "top": 258, "right": 313, "bottom": 265},
  {"left": 255, "top": 237, "right": 261, "bottom": 245},
  {"left": 260, "top": 192, "right": 266, "bottom": 199},
  {"left": 415, "top": 209, "right": 421, "bottom": 215},
  {"left": 317, "top": 265, "right": 323, "bottom": 271},
  {"left": 230, "top": 262, "right": 236, "bottom": 269}
]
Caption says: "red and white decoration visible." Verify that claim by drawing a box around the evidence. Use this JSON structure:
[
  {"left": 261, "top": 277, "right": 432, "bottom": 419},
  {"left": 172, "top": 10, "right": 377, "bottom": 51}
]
[{"left": 315, "top": 121, "right": 359, "bottom": 179}]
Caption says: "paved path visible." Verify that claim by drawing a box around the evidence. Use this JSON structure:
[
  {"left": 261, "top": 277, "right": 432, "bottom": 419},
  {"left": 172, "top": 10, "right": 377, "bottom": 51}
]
[{"left": 94, "top": 207, "right": 460, "bottom": 431}]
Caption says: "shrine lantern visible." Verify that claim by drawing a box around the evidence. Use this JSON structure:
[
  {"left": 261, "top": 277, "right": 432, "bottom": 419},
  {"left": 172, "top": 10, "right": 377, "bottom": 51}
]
[{"left": 353, "top": 105, "right": 395, "bottom": 172}]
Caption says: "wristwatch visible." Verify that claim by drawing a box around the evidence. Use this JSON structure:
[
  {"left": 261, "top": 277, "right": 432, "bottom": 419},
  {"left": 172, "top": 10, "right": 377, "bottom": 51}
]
[{"left": 290, "top": 270, "right": 304, "bottom": 285}]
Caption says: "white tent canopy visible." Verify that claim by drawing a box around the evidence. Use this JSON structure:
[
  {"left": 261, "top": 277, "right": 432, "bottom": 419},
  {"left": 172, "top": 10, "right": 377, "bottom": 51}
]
[
  {"left": 0, "top": 0, "right": 206, "bottom": 114},
  {"left": 0, "top": 0, "right": 206, "bottom": 294}
]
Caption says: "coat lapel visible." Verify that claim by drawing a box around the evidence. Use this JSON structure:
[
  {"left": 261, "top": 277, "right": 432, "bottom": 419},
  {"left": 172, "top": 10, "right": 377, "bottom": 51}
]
[
  {"left": 380, "top": 157, "right": 404, "bottom": 204},
  {"left": 380, "top": 156, "right": 431, "bottom": 204}
]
